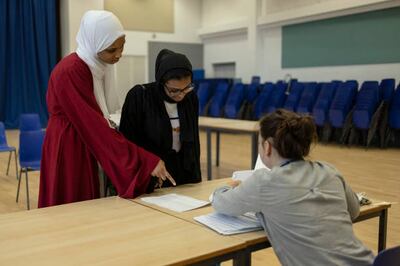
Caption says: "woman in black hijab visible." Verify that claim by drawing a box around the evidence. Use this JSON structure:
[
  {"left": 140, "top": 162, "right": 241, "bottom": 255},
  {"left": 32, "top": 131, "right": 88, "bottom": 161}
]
[{"left": 120, "top": 49, "right": 201, "bottom": 189}]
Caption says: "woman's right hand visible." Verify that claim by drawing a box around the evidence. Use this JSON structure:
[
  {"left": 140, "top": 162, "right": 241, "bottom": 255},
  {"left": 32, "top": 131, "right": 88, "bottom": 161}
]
[{"left": 151, "top": 160, "right": 176, "bottom": 187}]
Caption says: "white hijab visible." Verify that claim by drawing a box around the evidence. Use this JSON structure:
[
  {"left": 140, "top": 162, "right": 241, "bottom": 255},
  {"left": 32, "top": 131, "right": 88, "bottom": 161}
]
[{"left": 76, "top": 10, "right": 124, "bottom": 119}]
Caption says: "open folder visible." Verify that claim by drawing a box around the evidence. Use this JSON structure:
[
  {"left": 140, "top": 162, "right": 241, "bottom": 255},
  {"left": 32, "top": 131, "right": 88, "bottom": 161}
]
[{"left": 194, "top": 212, "right": 263, "bottom": 235}]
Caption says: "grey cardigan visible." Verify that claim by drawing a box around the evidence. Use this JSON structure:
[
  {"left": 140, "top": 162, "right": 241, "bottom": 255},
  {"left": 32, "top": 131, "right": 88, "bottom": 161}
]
[{"left": 212, "top": 160, "right": 374, "bottom": 266}]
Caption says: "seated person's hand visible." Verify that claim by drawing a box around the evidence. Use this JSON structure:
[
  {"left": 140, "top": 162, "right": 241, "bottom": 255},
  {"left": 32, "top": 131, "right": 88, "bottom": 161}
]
[
  {"left": 151, "top": 160, "right": 176, "bottom": 187},
  {"left": 227, "top": 179, "right": 241, "bottom": 188}
]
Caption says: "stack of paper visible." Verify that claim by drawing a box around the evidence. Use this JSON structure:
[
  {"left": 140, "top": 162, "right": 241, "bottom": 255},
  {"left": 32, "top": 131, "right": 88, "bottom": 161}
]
[
  {"left": 140, "top": 193, "right": 210, "bottom": 212},
  {"left": 194, "top": 212, "right": 263, "bottom": 235}
]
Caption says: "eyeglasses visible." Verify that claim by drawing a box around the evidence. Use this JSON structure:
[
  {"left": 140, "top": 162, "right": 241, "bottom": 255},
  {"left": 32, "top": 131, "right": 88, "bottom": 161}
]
[{"left": 164, "top": 83, "right": 194, "bottom": 96}]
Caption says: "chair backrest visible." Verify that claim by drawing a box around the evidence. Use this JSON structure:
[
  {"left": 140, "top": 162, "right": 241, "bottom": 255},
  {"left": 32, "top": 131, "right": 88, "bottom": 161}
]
[
  {"left": 251, "top": 76, "right": 261, "bottom": 85},
  {"left": 224, "top": 83, "right": 245, "bottom": 119},
  {"left": 264, "top": 82, "right": 287, "bottom": 114},
  {"left": 283, "top": 82, "right": 304, "bottom": 112},
  {"left": 373, "top": 246, "right": 400, "bottom": 266},
  {"left": 353, "top": 81, "right": 380, "bottom": 129},
  {"left": 297, "top": 82, "right": 321, "bottom": 114},
  {"left": 245, "top": 83, "right": 260, "bottom": 103},
  {"left": 379, "top": 78, "right": 395, "bottom": 102},
  {"left": 253, "top": 82, "right": 274, "bottom": 119},
  {"left": 192, "top": 69, "right": 205, "bottom": 80},
  {"left": 197, "top": 82, "right": 211, "bottom": 115},
  {"left": 312, "top": 82, "right": 339, "bottom": 126},
  {"left": 19, "top": 130, "right": 45, "bottom": 164},
  {"left": 20, "top": 113, "right": 41, "bottom": 131},
  {"left": 0, "top": 122, "right": 8, "bottom": 146},
  {"left": 389, "top": 84, "right": 400, "bottom": 129},
  {"left": 208, "top": 82, "right": 230, "bottom": 117},
  {"left": 328, "top": 80, "right": 358, "bottom": 128}
]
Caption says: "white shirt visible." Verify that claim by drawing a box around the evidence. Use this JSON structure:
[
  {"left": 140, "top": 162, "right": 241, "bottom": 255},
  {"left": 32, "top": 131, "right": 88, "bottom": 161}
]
[{"left": 164, "top": 101, "right": 181, "bottom": 152}]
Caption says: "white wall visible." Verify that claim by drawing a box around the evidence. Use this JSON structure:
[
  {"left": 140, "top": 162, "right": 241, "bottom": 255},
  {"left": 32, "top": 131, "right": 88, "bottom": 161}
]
[
  {"left": 203, "top": 33, "right": 251, "bottom": 81},
  {"left": 201, "top": 0, "right": 249, "bottom": 27},
  {"left": 201, "top": 0, "right": 400, "bottom": 83},
  {"left": 60, "top": 0, "right": 202, "bottom": 57},
  {"left": 124, "top": 0, "right": 202, "bottom": 57},
  {"left": 60, "top": 0, "right": 104, "bottom": 57}
]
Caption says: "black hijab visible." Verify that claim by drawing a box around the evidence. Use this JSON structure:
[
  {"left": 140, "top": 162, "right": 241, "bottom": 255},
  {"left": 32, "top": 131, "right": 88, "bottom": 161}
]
[{"left": 155, "top": 49, "right": 193, "bottom": 103}]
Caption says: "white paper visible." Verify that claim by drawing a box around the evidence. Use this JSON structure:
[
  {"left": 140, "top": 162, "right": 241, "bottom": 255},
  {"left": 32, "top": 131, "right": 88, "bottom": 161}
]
[
  {"left": 194, "top": 212, "right": 262, "bottom": 235},
  {"left": 232, "top": 170, "right": 254, "bottom": 182},
  {"left": 140, "top": 193, "right": 210, "bottom": 212},
  {"left": 254, "top": 155, "right": 269, "bottom": 170}
]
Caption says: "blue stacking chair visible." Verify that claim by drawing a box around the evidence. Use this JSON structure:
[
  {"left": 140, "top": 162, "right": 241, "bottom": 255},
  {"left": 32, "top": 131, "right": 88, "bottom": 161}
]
[
  {"left": 0, "top": 122, "right": 18, "bottom": 178},
  {"left": 283, "top": 82, "right": 304, "bottom": 112},
  {"left": 312, "top": 82, "right": 340, "bottom": 142},
  {"left": 197, "top": 82, "right": 211, "bottom": 116},
  {"left": 389, "top": 84, "right": 400, "bottom": 129},
  {"left": 379, "top": 79, "right": 395, "bottom": 102},
  {"left": 238, "top": 77, "right": 262, "bottom": 120},
  {"left": 313, "top": 82, "right": 340, "bottom": 127},
  {"left": 296, "top": 82, "right": 321, "bottom": 114},
  {"left": 373, "top": 246, "right": 400, "bottom": 266},
  {"left": 16, "top": 130, "right": 45, "bottom": 210},
  {"left": 386, "top": 84, "right": 400, "bottom": 146},
  {"left": 367, "top": 79, "right": 396, "bottom": 147},
  {"left": 264, "top": 81, "right": 287, "bottom": 115},
  {"left": 251, "top": 76, "right": 261, "bottom": 84},
  {"left": 352, "top": 81, "right": 380, "bottom": 130},
  {"left": 245, "top": 83, "right": 260, "bottom": 104},
  {"left": 192, "top": 69, "right": 205, "bottom": 80},
  {"left": 328, "top": 80, "right": 358, "bottom": 143},
  {"left": 20, "top": 113, "right": 41, "bottom": 131},
  {"left": 328, "top": 80, "right": 358, "bottom": 129},
  {"left": 253, "top": 82, "right": 275, "bottom": 119},
  {"left": 208, "top": 82, "right": 230, "bottom": 117},
  {"left": 224, "top": 83, "right": 245, "bottom": 119},
  {"left": 349, "top": 81, "right": 379, "bottom": 145}
]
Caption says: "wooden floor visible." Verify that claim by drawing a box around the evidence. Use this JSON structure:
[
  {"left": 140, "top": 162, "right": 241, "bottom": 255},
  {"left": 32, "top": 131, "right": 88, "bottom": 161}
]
[{"left": 0, "top": 129, "right": 399, "bottom": 265}]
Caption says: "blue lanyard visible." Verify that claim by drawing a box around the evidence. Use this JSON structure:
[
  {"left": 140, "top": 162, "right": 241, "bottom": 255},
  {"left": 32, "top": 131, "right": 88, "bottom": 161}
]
[{"left": 280, "top": 159, "right": 300, "bottom": 167}]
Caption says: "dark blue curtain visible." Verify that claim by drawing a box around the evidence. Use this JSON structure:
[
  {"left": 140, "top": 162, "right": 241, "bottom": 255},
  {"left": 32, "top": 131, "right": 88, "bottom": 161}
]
[{"left": 0, "top": 0, "right": 59, "bottom": 128}]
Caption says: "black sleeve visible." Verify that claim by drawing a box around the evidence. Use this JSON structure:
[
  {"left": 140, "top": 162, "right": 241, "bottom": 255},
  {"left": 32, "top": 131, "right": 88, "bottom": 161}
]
[
  {"left": 191, "top": 92, "right": 202, "bottom": 179},
  {"left": 119, "top": 85, "right": 145, "bottom": 144}
]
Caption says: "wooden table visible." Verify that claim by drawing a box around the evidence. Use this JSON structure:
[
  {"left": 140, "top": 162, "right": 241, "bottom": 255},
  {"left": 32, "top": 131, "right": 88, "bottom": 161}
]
[
  {"left": 133, "top": 178, "right": 392, "bottom": 264},
  {"left": 0, "top": 196, "right": 249, "bottom": 266},
  {"left": 199, "top": 117, "right": 259, "bottom": 180}
]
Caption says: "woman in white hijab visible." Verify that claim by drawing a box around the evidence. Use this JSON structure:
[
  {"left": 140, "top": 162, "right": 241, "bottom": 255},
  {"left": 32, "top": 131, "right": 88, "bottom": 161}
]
[
  {"left": 39, "top": 10, "right": 175, "bottom": 208},
  {"left": 76, "top": 10, "right": 122, "bottom": 120}
]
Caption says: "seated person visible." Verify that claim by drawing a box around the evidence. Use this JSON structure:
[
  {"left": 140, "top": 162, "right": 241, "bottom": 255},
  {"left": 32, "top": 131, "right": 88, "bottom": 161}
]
[
  {"left": 211, "top": 109, "right": 374, "bottom": 266},
  {"left": 120, "top": 49, "right": 201, "bottom": 188}
]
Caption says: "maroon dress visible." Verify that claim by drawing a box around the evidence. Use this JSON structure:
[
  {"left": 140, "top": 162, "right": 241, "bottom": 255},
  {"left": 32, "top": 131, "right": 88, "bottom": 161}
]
[{"left": 39, "top": 53, "right": 159, "bottom": 208}]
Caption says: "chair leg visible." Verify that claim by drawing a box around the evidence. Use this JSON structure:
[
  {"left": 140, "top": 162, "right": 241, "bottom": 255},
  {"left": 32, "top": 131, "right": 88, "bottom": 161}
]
[
  {"left": 25, "top": 171, "right": 30, "bottom": 210},
  {"left": 16, "top": 168, "right": 23, "bottom": 202},
  {"left": 6, "top": 151, "right": 11, "bottom": 175},
  {"left": 14, "top": 150, "right": 18, "bottom": 180}
]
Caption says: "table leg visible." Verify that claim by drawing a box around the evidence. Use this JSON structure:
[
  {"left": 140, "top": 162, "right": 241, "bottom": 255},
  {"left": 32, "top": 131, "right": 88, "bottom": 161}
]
[
  {"left": 233, "top": 250, "right": 250, "bottom": 266},
  {"left": 251, "top": 133, "right": 258, "bottom": 169},
  {"left": 378, "top": 209, "right": 388, "bottom": 252},
  {"left": 207, "top": 129, "right": 212, "bottom": 180},
  {"left": 216, "top": 131, "right": 220, "bottom": 167}
]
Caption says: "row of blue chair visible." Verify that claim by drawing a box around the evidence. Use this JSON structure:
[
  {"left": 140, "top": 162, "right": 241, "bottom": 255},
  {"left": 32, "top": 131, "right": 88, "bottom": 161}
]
[{"left": 196, "top": 78, "right": 400, "bottom": 147}]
